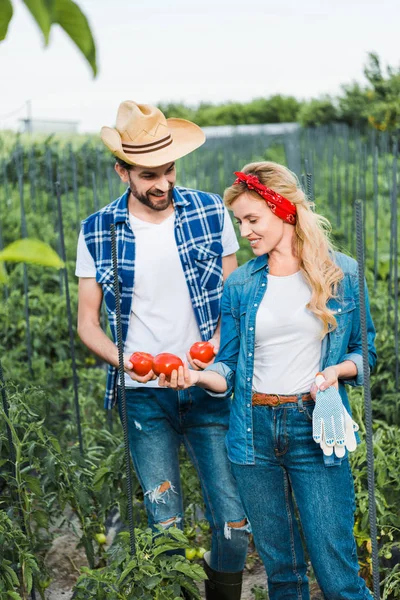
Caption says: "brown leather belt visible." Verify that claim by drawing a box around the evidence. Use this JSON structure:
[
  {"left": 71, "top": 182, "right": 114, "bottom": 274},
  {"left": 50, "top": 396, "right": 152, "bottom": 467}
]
[{"left": 252, "top": 392, "right": 313, "bottom": 406}]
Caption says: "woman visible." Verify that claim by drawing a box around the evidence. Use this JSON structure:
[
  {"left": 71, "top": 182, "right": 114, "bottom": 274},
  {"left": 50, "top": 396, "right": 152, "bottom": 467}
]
[{"left": 159, "top": 161, "right": 377, "bottom": 599}]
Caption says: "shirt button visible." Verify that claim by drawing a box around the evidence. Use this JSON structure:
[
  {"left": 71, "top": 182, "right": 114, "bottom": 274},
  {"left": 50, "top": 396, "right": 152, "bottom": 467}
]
[
  {"left": 249, "top": 327, "right": 254, "bottom": 331},
  {"left": 248, "top": 352, "right": 252, "bottom": 357},
  {"left": 254, "top": 303, "right": 258, "bottom": 306},
  {"left": 261, "top": 283, "right": 266, "bottom": 287},
  {"left": 338, "top": 308, "right": 342, "bottom": 313},
  {"left": 247, "top": 428, "right": 251, "bottom": 432},
  {"left": 247, "top": 377, "right": 250, "bottom": 381},
  {"left": 247, "top": 403, "right": 251, "bottom": 407}
]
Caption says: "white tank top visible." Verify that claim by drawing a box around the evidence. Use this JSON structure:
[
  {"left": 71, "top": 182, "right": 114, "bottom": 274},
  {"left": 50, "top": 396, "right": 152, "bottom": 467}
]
[{"left": 252, "top": 271, "right": 323, "bottom": 395}]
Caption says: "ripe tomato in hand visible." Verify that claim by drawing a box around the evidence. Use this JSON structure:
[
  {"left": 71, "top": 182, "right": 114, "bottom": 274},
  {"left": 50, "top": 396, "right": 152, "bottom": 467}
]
[
  {"left": 129, "top": 352, "right": 154, "bottom": 376},
  {"left": 189, "top": 341, "right": 215, "bottom": 363},
  {"left": 152, "top": 353, "right": 184, "bottom": 377}
]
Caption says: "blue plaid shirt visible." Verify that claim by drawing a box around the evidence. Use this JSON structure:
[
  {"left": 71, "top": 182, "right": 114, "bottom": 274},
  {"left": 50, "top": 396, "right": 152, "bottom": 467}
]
[{"left": 82, "top": 186, "right": 226, "bottom": 409}]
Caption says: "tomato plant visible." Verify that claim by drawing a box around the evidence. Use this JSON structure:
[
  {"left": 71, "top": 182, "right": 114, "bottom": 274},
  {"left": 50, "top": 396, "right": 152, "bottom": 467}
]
[
  {"left": 152, "top": 353, "right": 184, "bottom": 377},
  {"left": 189, "top": 341, "right": 215, "bottom": 363},
  {"left": 129, "top": 352, "right": 154, "bottom": 376}
]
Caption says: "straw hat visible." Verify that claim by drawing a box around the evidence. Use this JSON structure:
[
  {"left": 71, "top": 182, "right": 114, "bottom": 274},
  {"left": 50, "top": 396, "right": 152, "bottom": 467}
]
[{"left": 101, "top": 101, "right": 206, "bottom": 167}]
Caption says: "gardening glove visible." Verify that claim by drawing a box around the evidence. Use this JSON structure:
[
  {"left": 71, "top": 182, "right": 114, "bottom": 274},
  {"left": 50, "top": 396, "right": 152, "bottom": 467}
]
[{"left": 313, "top": 373, "right": 359, "bottom": 458}]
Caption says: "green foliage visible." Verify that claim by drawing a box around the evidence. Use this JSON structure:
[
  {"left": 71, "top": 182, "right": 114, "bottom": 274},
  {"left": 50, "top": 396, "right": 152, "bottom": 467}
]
[
  {"left": 160, "top": 95, "right": 302, "bottom": 127},
  {"left": 0, "top": 510, "right": 41, "bottom": 599},
  {"left": 73, "top": 527, "right": 206, "bottom": 599},
  {"left": 1, "top": 124, "right": 400, "bottom": 596},
  {"left": 251, "top": 585, "right": 268, "bottom": 599},
  {"left": 298, "top": 97, "right": 338, "bottom": 127},
  {"left": 1, "top": 0, "right": 97, "bottom": 75},
  {"left": 338, "top": 82, "right": 371, "bottom": 127},
  {"left": 0, "top": 0, "right": 13, "bottom": 40},
  {"left": 0, "top": 238, "right": 64, "bottom": 283}
]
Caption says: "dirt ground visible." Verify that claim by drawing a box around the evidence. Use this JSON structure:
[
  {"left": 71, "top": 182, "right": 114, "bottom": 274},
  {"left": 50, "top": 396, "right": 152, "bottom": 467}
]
[{"left": 44, "top": 529, "right": 323, "bottom": 600}]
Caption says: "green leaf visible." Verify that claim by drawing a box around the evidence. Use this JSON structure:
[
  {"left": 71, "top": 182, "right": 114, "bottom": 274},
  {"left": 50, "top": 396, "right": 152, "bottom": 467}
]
[
  {"left": 0, "top": 260, "right": 7, "bottom": 282},
  {"left": 4, "top": 564, "right": 20, "bottom": 587},
  {"left": 92, "top": 466, "right": 110, "bottom": 489},
  {"left": 24, "top": 564, "right": 33, "bottom": 594},
  {"left": 22, "top": 474, "right": 43, "bottom": 496},
  {"left": 53, "top": 0, "right": 97, "bottom": 76},
  {"left": 22, "top": 0, "right": 53, "bottom": 44},
  {"left": 174, "top": 562, "right": 207, "bottom": 581},
  {"left": 0, "top": 0, "right": 13, "bottom": 41},
  {"left": 7, "top": 592, "right": 23, "bottom": 600},
  {"left": 118, "top": 559, "right": 137, "bottom": 583},
  {"left": 0, "top": 239, "right": 64, "bottom": 269}
]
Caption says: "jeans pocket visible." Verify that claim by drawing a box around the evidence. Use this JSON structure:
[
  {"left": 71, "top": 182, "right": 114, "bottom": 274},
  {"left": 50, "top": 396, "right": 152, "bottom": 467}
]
[{"left": 300, "top": 403, "right": 314, "bottom": 422}]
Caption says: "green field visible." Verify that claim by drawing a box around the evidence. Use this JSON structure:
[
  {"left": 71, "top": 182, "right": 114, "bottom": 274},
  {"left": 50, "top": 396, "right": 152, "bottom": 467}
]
[{"left": 0, "top": 125, "right": 399, "bottom": 598}]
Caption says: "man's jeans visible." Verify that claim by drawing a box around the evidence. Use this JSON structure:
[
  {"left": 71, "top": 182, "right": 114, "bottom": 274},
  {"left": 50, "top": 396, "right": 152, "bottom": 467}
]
[
  {"left": 231, "top": 399, "right": 372, "bottom": 600},
  {"left": 118, "top": 386, "right": 249, "bottom": 573}
]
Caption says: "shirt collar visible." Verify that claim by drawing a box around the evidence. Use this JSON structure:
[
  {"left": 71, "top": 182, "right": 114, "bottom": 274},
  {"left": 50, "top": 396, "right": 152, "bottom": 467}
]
[
  {"left": 114, "top": 188, "right": 130, "bottom": 224},
  {"left": 172, "top": 186, "right": 190, "bottom": 207},
  {"left": 251, "top": 253, "right": 269, "bottom": 274}
]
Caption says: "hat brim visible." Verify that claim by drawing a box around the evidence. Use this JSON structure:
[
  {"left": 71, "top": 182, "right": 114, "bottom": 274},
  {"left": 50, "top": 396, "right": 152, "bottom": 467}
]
[{"left": 101, "top": 118, "right": 206, "bottom": 168}]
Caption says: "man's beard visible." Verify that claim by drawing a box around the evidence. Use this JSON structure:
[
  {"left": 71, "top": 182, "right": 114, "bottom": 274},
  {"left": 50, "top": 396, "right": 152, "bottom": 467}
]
[{"left": 129, "top": 178, "right": 173, "bottom": 212}]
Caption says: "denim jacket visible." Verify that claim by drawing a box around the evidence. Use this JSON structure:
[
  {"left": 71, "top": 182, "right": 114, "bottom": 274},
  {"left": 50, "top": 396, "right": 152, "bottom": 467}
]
[{"left": 206, "top": 251, "right": 377, "bottom": 466}]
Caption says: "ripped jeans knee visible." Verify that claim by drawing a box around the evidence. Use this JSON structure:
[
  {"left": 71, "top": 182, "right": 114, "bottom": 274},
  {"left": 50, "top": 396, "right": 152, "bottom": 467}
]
[
  {"left": 224, "top": 517, "right": 252, "bottom": 540},
  {"left": 143, "top": 480, "right": 183, "bottom": 531}
]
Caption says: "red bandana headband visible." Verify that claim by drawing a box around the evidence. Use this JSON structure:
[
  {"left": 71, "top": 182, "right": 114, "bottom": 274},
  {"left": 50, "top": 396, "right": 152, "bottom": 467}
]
[{"left": 233, "top": 171, "right": 297, "bottom": 225}]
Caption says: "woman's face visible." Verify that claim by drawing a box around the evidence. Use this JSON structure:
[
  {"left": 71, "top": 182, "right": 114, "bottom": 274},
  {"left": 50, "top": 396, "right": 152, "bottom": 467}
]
[{"left": 232, "top": 192, "right": 285, "bottom": 256}]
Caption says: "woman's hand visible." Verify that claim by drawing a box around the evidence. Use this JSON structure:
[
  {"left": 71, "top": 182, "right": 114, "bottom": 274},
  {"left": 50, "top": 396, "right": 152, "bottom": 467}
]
[
  {"left": 158, "top": 363, "right": 201, "bottom": 390},
  {"left": 186, "top": 338, "right": 218, "bottom": 371},
  {"left": 310, "top": 366, "right": 339, "bottom": 400}
]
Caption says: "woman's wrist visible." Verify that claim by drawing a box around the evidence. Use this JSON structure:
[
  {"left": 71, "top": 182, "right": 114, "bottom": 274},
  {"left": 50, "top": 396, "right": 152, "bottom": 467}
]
[
  {"left": 192, "top": 370, "right": 201, "bottom": 386},
  {"left": 333, "top": 360, "right": 357, "bottom": 380}
]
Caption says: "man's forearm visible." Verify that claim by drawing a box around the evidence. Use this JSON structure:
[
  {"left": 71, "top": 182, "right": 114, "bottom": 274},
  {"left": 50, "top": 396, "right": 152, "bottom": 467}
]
[{"left": 78, "top": 322, "right": 119, "bottom": 368}]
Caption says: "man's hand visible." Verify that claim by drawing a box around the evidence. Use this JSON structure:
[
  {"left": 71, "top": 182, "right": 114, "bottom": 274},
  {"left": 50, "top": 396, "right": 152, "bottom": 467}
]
[{"left": 123, "top": 355, "right": 157, "bottom": 383}]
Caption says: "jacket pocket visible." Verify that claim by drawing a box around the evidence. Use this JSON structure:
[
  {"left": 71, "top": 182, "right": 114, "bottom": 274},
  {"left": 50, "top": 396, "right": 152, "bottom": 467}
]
[{"left": 330, "top": 297, "right": 356, "bottom": 333}]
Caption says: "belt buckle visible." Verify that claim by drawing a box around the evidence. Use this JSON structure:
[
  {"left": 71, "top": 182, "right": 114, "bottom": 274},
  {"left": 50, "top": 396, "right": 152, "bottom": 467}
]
[{"left": 270, "top": 393, "right": 281, "bottom": 406}]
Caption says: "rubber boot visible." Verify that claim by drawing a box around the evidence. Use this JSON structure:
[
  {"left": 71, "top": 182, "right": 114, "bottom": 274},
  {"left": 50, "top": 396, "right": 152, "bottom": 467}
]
[{"left": 203, "top": 551, "right": 243, "bottom": 600}]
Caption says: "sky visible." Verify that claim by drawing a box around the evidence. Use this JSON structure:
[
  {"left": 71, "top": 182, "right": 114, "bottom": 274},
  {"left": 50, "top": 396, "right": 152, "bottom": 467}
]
[{"left": 1, "top": 0, "right": 399, "bottom": 133}]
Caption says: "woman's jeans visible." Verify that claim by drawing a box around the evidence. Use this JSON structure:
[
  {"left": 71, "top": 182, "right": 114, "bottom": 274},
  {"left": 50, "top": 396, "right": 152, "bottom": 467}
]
[
  {"left": 118, "top": 386, "right": 249, "bottom": 573},
  {"left": 231, "top": 399, "right": 372, "bottom": 600}
]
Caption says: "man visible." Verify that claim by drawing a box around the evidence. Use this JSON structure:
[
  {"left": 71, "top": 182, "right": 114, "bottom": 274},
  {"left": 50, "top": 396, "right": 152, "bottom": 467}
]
[{"left": 75, "top": 101, "right": 249, "bottom": 599}]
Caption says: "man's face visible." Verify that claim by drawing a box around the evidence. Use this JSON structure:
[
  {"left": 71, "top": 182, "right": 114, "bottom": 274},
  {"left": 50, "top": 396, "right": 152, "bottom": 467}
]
[{"left": 115, "top": 161, "right": 176, "bottom": 211}]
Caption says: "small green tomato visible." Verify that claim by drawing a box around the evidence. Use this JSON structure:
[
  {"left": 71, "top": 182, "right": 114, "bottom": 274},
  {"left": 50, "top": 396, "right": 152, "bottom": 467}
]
[
  {"left": 94, "top": 533, "right": 107, "bottom": 545},
  {"left": 185, "top": 548, "right": 197, "bottom": 561},
  {"left": 196, "top": 547, "right": 207, "bottom": 559}
]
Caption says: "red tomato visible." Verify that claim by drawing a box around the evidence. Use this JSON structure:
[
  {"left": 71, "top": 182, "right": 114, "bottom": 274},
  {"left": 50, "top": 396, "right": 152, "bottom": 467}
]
[
  {"left": 152, "top": 353, "right": 184, "bottom": 377},
  {"left": 189, "top": 341, "right": 215, "bottom": 363},
  {"left": 129, "top": 352, "right": 154, "bottom": 376}
]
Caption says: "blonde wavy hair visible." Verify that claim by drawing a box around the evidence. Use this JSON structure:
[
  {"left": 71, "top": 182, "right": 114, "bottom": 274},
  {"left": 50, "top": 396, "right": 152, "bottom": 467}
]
[{"left": 224, "top": 161, "right": 343, "bottom": 336}]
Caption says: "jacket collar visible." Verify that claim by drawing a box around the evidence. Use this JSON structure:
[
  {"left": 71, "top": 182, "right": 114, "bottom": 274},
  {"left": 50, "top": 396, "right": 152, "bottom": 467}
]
[{"left": 251, "top": 253, "right": 269, "bottom": 275}]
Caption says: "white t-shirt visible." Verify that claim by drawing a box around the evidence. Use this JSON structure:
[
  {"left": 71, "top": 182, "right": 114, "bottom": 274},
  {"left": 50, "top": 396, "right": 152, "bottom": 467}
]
[
  {"left": 252, "top": 271, "right": 323, "bottom": 395},
  {"left": 75, "top": 207, "right": 239, "bottom": 387}
]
